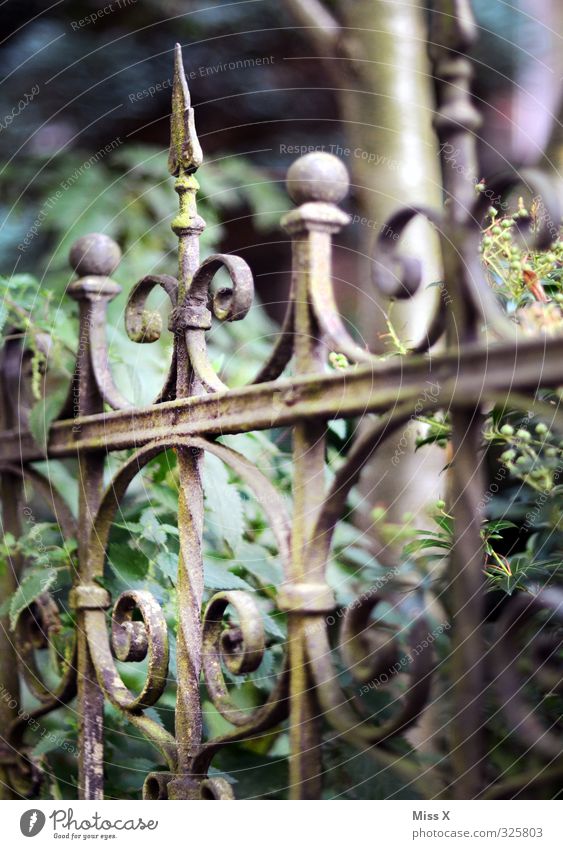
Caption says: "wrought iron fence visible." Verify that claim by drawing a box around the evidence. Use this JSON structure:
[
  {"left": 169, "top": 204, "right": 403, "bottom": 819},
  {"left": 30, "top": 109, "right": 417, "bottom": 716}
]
[{"left": 1, "top": 0, "right": 562, "bottom": 800}]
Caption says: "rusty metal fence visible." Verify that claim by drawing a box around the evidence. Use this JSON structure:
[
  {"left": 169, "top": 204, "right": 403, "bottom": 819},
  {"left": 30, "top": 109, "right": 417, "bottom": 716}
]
[{"left": 1, "top": 1, "right": 562, "bottom": 800}]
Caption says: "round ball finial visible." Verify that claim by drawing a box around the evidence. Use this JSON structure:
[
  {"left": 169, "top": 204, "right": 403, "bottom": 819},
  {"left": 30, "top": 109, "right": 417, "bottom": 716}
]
[
  {"left": 286, "top": 152, "right": 349, "bottom": 205},
  {"left": 69, "top": 233, "right": 121, "bottom": 277}
]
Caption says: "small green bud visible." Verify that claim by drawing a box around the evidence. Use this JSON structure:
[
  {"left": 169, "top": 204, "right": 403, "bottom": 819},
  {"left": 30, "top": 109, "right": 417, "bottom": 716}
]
[
  {"left": 535, "top": 422, "right": 548, "bottom": 435},
  {"left": 329, "top": 351, "right": 350, "bottom": 370},
  {"left": 492, "top": 226, "right": 502, "bottom": 235},
  {"left": 500, "top": 424, "right": 514, "bottom": 436},
  {"left": 516, "top": 429, "right": 531, "bottom": 441},
  {"left": 501, "top": 450, "right": 516, "bottom": 462}
]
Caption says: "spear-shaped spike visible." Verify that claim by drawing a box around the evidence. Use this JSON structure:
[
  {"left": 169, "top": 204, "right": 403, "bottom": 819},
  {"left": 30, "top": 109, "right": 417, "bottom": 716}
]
[{"left": 168, "top": 43, "right": 203, "bottom": 177}]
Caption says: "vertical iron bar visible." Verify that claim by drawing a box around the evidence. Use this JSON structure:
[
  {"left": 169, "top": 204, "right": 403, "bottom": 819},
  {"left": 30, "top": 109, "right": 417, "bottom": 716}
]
[
  {"left": 288, "top": 231, "right": 326, "bottom": 799},
  {"left": 431, "top": 1, "right": 487, "bottom": 797},
  {"left": 67, "top": 237, "right": 122, "bottom": 800},
  {"left": 448, "top": 410, "right": 487, "bottom": 797},
  {"left": 170, "top": 176, "right": 207, "bottom": 792},
  {"left": 282, "top": 160, "right": 349, "bottom": 798},
  {"left": 166, "top": 45, "right": 207, "bottom": 798},
  {"left": 0, "top": 341, "right": 23, "bottom": 798}
]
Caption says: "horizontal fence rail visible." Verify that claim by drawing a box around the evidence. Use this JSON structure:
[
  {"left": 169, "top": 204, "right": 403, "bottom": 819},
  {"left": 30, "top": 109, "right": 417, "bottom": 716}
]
[{"left": 1, "top": 0, "right": 562, "bottom": 800}]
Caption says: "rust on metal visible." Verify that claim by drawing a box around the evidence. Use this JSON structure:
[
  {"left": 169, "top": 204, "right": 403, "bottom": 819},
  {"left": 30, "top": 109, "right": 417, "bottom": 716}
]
[{"left": 0, "top": 9, "right": 561, "bottom": 801}]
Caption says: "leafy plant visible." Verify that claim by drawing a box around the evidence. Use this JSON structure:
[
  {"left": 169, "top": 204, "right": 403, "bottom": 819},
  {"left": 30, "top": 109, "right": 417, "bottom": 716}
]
[{"left": 2, "top": 154, "right": 562, "bottom": 800}]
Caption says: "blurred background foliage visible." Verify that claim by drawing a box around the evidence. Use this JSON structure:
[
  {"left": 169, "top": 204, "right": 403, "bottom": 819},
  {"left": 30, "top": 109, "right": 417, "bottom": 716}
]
[{"left": 0, "top": 0, "right": 562, "bottom": 800}]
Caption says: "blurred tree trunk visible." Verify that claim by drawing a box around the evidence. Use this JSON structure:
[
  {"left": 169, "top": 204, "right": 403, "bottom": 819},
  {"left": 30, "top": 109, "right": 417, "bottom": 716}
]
[{"left": 544, "top": 99, "right": 563, "bottom": 196}]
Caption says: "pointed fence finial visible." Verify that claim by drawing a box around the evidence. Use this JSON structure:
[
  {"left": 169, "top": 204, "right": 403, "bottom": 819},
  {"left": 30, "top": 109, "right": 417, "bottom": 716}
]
[{"left": 168, "top": 43, "right": 203, "bottom": 177}]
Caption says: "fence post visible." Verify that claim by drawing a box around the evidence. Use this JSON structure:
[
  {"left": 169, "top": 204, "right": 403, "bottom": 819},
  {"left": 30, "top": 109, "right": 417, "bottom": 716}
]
[
  {"left": 281, "top": 152, "right": 349, "bottom": 797},
  {"left": 67, "top": 233, "right": 122, "bottom": 799},
  {"left": 166, "top": 44, "right": 207, "bottom": 800}
]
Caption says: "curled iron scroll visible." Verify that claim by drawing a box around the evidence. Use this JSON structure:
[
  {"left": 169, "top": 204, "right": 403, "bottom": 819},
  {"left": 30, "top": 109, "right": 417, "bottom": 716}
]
[
  {"left": 188, "top": 254, "right": 254, "bottom": 323},
  {"left": 202, "top": 590, "right": 266, "bottom": 727},
  {"left": 86, "top": 590, "right": 169, "bottom": 712},
  {"left": 371, "top": 205, "right": 447, "bottom": 353},
  {"left": 125, "top": 273, "right": 179, "bottom": 343},
  {"left": 493, "top": 588, "right": 563, "bottom": 761},
  {"left": 371, "top": 205, "right": 444, "bottom": 301},
  {"left": 0, "top": 465, "right": 78, "bottom": 795},
  {"left": 86, "top": 434, "right": 291, "bottom": 778},
  {"left": 306, "top": 594, "right": 434, "bottom": 746},
  {"left": 297, "top": 402, "right": 438, "bottom": 749},
  {"left": 183, "top": 254, "right": 254, "bottom": 392},
  {"left": 1, "top": 464, "right": 78, "bottom": 718},
  {"left": 124, "top": 273, "right": 179, "bottom": 404},
  {"left": 463, "top": 168, "right": 563, "bottom": 339},
  {"left": 309, "top": 205, "right": 446, "bottom": 361}
]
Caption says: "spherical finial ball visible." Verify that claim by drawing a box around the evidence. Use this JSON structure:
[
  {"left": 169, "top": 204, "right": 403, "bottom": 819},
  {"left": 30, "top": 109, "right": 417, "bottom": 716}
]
[
  {"left": 286, "top": 152, "right": 349, "bottom": 205},
  {"left": 69, "top": 233, "right": 121, "bottom": 277}
]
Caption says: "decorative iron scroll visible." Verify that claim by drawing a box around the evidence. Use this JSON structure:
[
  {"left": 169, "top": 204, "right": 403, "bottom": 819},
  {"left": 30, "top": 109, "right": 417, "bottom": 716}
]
[{"left": 1, "top": 1, "right": 562, "bottom": 800}]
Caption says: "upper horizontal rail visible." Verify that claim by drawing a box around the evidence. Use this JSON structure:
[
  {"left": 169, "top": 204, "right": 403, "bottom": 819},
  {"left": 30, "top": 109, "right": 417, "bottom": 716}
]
[{"left": 1, "top": 335, "right": 560, "bottom": 463}]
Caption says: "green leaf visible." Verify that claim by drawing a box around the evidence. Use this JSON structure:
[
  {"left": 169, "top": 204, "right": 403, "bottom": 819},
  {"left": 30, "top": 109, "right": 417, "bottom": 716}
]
[
  {"left": 403, "top": 537, "right": 451, "bottom": 557},
  {"left": 433, "top": 514, "right": 454, "bottom": 536},
  {"left": 9, "top": 570, "right": 57, "bottom": 631},
  {"left": 1, "top": 531, "right": 16, "bottom": 554},
  {"left": 327, "top": 419, "right": 348, "bottom": 441},
  {"left": 155, "top": 549, "right": 178, "bottom": 584},
  {"left": 123, "top": 757, "right": 157, "bottom": 774},
  {"left": 147, "top": 449, "right": 177, "bottom": 483},
  {"left": 484, "top": 520, "right": 516, "bottom": 534},
  {"left": 33, "top": 461, "right": 78, "bottom": 516},
  {"left": 108, "top": 543, "right": 149, "bottom": 585},
  {"left": 139, "top": 509, "right": 168, "bottom": 545},
  {"left": 203, "top": 454, "right": 244, "bottom": 554},
  {"left": 150, "top": 483, "right": 179, "bottom": 512},
  {"left": 32, "top": 733, "right": 73, "bottom": 758},
  {"left": 204, "top": 559, "right": 253, "bottom": 591},
  {"left": 28, "top": 386, "right": 67, "bottom": 454},
  {"left": 235, "top": 541, "right": 283, "bottom": 586},
  {"left": 0, "top": 301, "right": 8, "bottom": 341},
  {"left": 261, "top": 611, "right": 285, "bottom": 640}
]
